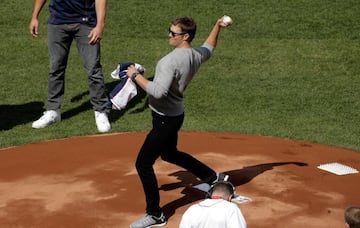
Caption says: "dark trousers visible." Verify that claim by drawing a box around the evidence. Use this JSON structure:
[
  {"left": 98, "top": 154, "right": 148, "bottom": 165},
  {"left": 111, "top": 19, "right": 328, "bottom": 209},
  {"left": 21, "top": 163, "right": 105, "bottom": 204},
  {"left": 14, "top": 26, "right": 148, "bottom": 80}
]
[{"left": 135, "top": 111, "right": 217, "bottom": 216}]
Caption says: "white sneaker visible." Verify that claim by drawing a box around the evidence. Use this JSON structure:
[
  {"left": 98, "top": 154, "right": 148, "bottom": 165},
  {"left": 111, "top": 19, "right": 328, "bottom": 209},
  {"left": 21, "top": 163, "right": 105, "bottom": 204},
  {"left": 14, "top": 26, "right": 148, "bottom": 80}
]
[
  {"left": 95, "top": 111, "right": 111, "bottom": 133},
  {"left": 32, "top": 110, "right": 61, "bottom": 129}
]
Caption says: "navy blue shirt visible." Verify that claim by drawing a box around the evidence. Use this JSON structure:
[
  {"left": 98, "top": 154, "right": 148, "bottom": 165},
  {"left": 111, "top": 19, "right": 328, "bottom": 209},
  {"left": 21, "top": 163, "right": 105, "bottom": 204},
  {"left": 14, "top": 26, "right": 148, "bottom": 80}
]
[{"left": 49, "top": 0, "right": 97, "bottom": 26}]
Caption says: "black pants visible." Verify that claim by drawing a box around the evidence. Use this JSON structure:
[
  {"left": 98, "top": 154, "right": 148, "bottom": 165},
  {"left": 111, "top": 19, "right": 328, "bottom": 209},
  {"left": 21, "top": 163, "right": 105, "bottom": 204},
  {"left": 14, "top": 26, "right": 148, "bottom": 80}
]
[{"left": 135, "top": 111, "right": 217, "bottom": 216}]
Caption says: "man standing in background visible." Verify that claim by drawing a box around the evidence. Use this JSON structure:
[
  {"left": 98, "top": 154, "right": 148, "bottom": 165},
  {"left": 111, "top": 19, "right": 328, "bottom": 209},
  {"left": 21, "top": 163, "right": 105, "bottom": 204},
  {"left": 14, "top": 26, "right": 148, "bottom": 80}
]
[{"left": 29, "top": 0, "right": 111, "bottom": 133}]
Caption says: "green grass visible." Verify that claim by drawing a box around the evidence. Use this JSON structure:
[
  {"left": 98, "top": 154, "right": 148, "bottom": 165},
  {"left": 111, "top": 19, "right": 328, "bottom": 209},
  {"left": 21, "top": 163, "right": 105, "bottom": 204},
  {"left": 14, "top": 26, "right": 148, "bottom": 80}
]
[{"left": 1, "top": 0, "right": 360, "bottom": 151}]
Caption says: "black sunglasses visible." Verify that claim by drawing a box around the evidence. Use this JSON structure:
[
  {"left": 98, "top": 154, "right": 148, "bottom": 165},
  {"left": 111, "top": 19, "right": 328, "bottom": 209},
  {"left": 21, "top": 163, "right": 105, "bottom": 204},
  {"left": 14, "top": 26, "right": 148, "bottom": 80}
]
[{"left": 168, "top": 28, "right": 186, "bottom": 37}]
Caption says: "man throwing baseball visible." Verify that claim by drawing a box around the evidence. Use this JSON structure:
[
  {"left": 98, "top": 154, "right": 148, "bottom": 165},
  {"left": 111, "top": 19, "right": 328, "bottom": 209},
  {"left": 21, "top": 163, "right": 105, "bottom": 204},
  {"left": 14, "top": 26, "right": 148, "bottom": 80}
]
[{"left": 126, "top": 15, "right": 233, "bottom": 228}]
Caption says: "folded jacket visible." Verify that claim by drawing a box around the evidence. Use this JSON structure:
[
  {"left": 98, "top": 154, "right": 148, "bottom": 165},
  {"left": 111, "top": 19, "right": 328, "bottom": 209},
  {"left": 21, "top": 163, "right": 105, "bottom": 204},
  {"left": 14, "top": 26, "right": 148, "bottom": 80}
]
[
  {"left": 109, "top": 62, "right": 146, "bottom": 110},
  {"left": 110, "top": 62, "right": 146, "bottom": 80}
]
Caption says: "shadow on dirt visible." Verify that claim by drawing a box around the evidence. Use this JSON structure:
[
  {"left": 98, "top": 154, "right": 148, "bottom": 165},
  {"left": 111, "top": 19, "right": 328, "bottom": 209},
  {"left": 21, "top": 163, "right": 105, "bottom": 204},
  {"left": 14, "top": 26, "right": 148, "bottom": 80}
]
[{"left": 159, "top": 161, "right": 308, "bottom": 220}]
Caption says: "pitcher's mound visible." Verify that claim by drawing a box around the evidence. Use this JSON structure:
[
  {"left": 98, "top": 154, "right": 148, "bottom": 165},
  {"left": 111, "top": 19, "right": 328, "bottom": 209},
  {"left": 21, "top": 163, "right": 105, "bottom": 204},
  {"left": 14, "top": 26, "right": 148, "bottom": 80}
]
[{"left": 0, "top": 132, "right": 359, "bottom": 227}]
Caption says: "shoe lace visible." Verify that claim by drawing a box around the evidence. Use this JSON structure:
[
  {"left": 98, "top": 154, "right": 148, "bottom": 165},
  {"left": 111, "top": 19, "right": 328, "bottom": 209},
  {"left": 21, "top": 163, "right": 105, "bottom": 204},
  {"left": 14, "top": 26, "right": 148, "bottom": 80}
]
[{"left": 41, "top": 111, "right": 54, "bottom": 120}]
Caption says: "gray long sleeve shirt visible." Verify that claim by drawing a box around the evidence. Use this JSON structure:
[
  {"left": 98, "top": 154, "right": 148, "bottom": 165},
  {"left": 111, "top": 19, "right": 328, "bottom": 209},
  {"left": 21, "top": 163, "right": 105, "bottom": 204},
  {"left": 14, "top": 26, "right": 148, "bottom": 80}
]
[{"left": 147, "top": 43, "right": 214, "bottom": 116}]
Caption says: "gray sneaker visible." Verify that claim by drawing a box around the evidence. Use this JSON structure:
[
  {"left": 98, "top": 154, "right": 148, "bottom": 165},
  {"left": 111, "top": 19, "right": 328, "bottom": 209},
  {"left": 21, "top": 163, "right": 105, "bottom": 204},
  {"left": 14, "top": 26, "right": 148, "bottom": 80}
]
[{"left": 130, "top": 213, "right": 166, "bottom": 228}]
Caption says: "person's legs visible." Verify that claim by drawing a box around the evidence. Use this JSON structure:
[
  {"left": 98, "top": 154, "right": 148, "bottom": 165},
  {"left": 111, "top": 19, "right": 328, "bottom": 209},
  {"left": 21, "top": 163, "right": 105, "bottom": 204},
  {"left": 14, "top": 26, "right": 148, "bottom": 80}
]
[
  {"left": 158, "top": 113, "right": 217, "bottom": 183},
  {"left": 136, "top": 112, "right": 217, "bottom": 216},
  {"left": 47, "top": 24, "right": 73, "bottom": 110},
  {"left": 162, "top": 150, "right": 217, "bottom": 183},
  {"left": 74, "top": 24, "right": 109, "bottom": 112},
  {"left": 135, "top": 129, "right": 163, "bottom": 216}
]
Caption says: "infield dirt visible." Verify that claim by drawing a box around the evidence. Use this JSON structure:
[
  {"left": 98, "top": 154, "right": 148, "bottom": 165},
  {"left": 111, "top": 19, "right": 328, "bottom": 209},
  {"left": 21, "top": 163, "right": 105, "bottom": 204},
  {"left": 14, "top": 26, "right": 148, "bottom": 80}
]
[{"left": 0, "top": 132, "right": 359, "bottom": 227}]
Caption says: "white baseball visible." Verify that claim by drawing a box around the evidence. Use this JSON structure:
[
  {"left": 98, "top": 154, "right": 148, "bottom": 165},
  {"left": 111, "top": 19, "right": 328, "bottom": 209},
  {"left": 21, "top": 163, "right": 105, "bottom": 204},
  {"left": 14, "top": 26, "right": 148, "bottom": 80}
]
[{"left": 222, "top": 15, "right": 233, "bottom": 25}]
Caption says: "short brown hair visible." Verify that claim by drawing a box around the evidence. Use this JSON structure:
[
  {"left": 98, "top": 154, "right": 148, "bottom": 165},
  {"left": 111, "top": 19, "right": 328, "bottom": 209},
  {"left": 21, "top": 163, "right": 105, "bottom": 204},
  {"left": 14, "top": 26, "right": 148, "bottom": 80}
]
[
  {"left": 345, "top": 206, "right": 360, "bottom": 228},
  {"left": 171, "top": 16, "right": 197, "bottom": 42},
  {"left": 211, "top": 181, "right": 234, "bottom": 198}
]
